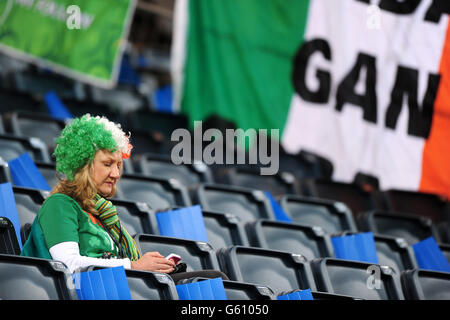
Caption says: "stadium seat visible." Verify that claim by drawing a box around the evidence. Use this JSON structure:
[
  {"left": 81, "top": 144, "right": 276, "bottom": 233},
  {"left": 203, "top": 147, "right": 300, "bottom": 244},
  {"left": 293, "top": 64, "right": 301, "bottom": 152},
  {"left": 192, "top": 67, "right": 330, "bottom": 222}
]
[
  {"left": 135, "top": 153, "right": 213, "bottom": 187},
  {"left": 178, "top": 277, "right": 276, "bottom": 300},
  {"left": 217, "top": 245, "right": 316, "bottom": 295},
  {"left": 440, "top": 243, "right": 450, "bottom": 262},
  {"left": 246, "top": 219, "right": 334, "bottom": 260},
  {"left": 134, "top": 233, "right": 221, "bottom": 272},
  {"left": 2, "top": 111, "right": 67, "bottom": 152},
  {"left": 0, "top": 134, "right": 51, "bottom": 163},
  {"left": 437, "top": 221, "right": 450, "bottom": 244},
  {"left": 0, "top": 217, "right": 21, "bottom": 255},
  {"left": 310, "top": 258, "right": 404, "bottom": 300},
  {"left": 125, "top": 109, "right": 189, "bottom": 139},
  {"left": 193, "top": 184, "right": 275, "bottom": 225},
  {"left": 0, "top": 254, "right": 77, "bottom": 300},
  {"left": 357, "top": 211, "right": 441, "bottom": 245},
  {"left": 126, "top": 129, "right": 176, "bottom": 157},
  {"left": 0, "top": 156, "right": 12, "bottom": 184},
  {"left": 202, "top": 210, "right": 250, "bottom": 250},
  {"left": 114, "top": 174, "right": 192, "bottom": 211},
  {"left": 311, "top": 291, "right": 362, "bottom": 300},
  {"left": 401, "top": 269, "right": 450, "bottom": 300},
  {"left": 383, "top": 189, "right": 450, "bottom": 224},
  {"left": 279, "top": 195, "right": 357, "bottom": 234},
  {"left": 13, "top": 186, "right": 48, "bottom": 244},
  {"left": 0, "top": 88, "right": 46, "bottom": 114},
  {"left": 85, "top": 266, "right": 179, "bottom": 300},
  {"left": 112, "top": 198, "right": 159, "bottom": 236},
  {"left": 62, "top": 98, "right": 122, "bottom": 123},
  {"left": 217, "top": 166, "right": 299, "bottom": 196},
  {"left": 374, "top": 234, "right": 418, "bottom": 275},
  {"left": 35, "top": 161, "right": 58, "bottom": 189},
  {"left": 300, "top": 179, "right": 380, "bottom": 218},
  {"left": 12, "top": 70, "right": 83, "bottom": 100}
]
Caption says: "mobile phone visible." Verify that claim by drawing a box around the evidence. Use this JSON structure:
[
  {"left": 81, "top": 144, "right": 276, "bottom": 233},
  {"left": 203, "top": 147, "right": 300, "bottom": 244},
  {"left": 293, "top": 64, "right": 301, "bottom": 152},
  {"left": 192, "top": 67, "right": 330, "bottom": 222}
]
[{"left": 165, "top": 253, "right": 182, "bottom": 265}]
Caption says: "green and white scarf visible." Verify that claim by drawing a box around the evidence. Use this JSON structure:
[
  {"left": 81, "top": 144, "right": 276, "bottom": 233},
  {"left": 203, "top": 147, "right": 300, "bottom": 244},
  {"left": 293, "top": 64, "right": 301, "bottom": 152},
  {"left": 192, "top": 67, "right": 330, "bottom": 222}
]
[{"left": 94, "top": 194, "right": 141, "bottom": 261}]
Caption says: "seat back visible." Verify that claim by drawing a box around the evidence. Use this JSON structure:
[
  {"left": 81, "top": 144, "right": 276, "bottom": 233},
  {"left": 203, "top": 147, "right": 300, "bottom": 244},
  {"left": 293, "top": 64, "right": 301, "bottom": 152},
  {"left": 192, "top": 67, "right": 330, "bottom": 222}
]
[
  {"left": 0, "top": 134, "right": 50, "bottom": 163},
  {"left": 358, "top": 211, "right": 441, "bottom": 245},
  {"left": 383, "top": 189, "right": 449, "bottom": 224},
  {"left": 0, "top": 254, "right": 77, "bottom": 300},
  {"left": 373, "top": 235, "right": 418, "bottom": 275},
  {"left": 13, "top": 186, "right": 48, "bottom": 244},
  {"left": 218, "top": 245, "right": 316, "bottom": 295},
  {"left": 137, "top": 153, "right": 213, "bottom": 187},
  {"left": 4, "top": 111, "right": 66, "bottom": 151},
  {"left": 246, "top": 219, "right": 334, "bottom": 260},
  {"left": 221, "top": 167, "right": 298, "bottom": 196},
  {"left": 311, "top": 258, "right": 404, "bottom": 300},
  {"left": 301, "top": 179, "right": 378, "bottom": 218},
  {"left": 280, "top": 195, "right": 357, "bottom": 234},
  {"left": 0, "top": 217, "right": 21, "bottom": 255},
  {"left": 401, "top": 269, "right": 450, "bottom": 300},
  {"left": 113, "top": 199, "right": 159, "bottom": 237},
  {"left": 202, "top": 210, "right": 249, "bottom": 250},
  {"left": 134, "top": 234, "right": 221, "bottom": 272},
  {"left": 114, "top": 174, "right": 191, "bottom": 211},
  {"left": 194, "top": 184, "right": 275, "bottom": 225}
]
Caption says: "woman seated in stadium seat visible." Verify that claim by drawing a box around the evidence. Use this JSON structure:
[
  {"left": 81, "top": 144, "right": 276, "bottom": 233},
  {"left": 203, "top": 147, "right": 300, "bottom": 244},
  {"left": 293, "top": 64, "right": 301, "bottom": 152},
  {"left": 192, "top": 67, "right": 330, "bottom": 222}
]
[{"left": 21, "top": 114, "right": 227, "bottom": 283}]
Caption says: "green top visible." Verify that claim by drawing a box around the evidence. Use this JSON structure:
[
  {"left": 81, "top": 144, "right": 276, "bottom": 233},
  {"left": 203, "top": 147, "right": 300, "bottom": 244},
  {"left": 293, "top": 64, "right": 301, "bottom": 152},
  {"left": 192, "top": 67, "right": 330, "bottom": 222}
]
[{"left": 38, "top": 193, "right": 119, "bottom": 258}]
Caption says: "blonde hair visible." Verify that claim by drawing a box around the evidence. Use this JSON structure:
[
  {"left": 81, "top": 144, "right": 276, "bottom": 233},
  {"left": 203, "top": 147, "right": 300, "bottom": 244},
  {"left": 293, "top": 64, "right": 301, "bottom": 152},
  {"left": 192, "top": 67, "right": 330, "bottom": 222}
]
[{"left": 50, "top": 159, "right": 118, "bottom": 215}]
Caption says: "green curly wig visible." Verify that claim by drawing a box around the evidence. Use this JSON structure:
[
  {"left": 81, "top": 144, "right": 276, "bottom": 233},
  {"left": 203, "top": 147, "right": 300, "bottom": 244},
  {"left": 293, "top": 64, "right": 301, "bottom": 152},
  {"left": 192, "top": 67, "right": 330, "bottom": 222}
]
[{"left": 54, "top": 114, "right": 131, "bottom": 181}]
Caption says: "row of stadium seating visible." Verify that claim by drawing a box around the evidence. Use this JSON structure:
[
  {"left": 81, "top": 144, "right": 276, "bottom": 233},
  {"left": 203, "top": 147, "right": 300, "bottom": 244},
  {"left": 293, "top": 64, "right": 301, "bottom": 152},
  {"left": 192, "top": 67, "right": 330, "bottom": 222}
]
[
  {"left": 1, "top": 180, "right": 449, "bottom": 299},
  {"left": 0, "top": 75, "right": 449, "bottom": 300}
]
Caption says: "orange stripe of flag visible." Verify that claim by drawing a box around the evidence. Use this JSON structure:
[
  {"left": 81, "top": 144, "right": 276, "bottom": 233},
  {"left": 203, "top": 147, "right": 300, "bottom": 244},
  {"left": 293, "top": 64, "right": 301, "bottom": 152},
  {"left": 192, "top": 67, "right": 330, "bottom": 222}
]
[{"left": 419, "top": 21, "right": 450, "bottom": 199}]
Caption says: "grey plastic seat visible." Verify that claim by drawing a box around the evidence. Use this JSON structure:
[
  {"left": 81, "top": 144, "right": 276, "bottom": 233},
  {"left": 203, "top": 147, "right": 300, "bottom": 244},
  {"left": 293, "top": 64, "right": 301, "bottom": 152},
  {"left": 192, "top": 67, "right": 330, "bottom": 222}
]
[
  {"left": 136, "top": 153, "right": 213, "bottom": 187},
  {"left": 3, "top": 111, "right": 66, "bottom": 151},
  {"left": 86, "top": 266, "right": 179, "bottom": 300},
  {"left": 0, "top": 254, "right": 77, "bottom": 300},
  {"left": 373, "top": 234, "right": 418, "bottom": 275},
  {"left": 310, "top": 258, "right": 404, "bottom": 300},
  {"left": 219, "top": 166, "right": 299, "bottom": 196},
  {"left": 114, "top": 174, "right": 192, "bottom": 211},
  {"left": 217, "top": 245, "right": 316, "bottom": 295},
  {"left": 279, "top": 195, "right": 357, "bottom": 234},
  {"left": 0, "top": 134, "right": 50, "bottom": 163},
  {"left": 301, "top": 179, "right": 379, "bottom": 218},
  {"left": 0, "top": 217, "right": 21, "bottom": 255},
  {"left": 112, "top": 199, "right": 159, "bottom": 237},
  {"left": 12, "top": 186, "right": 48, "bottom": 245},
  {"left": 35, "top": 161, "right": 58, "bottom": 189},
  {"left": 357, "top": 211, "right": 441, "bottom": 245},
  {"left": 383, "top": 189, "right": 449, "bottom": 224},
  {"left": 134, "top": 233, "right": 221, "bottom": 272},
  {"left": 194, "top": 184, "right": 275, "bottom": 225},
  {"left": 401, "top": 269, "right": 450, "bottom": 300},
  {"left": 202, "top": 210, "right": 249, "bottom": 250},
  {"left": 246, "top": 219, "right": 334, "bottom": 260}
]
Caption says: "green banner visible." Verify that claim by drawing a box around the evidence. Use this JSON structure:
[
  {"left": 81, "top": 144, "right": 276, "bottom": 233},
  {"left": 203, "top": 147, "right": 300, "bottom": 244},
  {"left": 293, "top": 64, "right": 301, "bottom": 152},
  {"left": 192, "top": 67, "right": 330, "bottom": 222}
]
[{"left": 0, "top": 0, "right": 136, "bottom": 88}]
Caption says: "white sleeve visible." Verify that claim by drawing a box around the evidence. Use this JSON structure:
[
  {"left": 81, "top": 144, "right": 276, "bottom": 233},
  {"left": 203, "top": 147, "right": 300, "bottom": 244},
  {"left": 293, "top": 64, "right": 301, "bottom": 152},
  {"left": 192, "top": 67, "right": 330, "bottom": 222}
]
[{"left": 49, "top": 241, "right": 132, "bottom": 273}]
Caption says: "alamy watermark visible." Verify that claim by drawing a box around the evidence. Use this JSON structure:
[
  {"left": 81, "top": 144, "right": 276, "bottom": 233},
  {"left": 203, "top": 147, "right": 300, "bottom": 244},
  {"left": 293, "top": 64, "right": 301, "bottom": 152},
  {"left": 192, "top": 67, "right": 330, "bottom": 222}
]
[{"left": 170, "top": 121, "right": 280, "bottom": 176}]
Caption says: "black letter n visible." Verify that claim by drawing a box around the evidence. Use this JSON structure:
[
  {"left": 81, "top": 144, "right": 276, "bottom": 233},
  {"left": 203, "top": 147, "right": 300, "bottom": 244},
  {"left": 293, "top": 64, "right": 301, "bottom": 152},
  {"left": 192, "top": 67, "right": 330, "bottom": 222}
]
[{"left": 385, "top": 66, "right": 440, "bottom": 139}]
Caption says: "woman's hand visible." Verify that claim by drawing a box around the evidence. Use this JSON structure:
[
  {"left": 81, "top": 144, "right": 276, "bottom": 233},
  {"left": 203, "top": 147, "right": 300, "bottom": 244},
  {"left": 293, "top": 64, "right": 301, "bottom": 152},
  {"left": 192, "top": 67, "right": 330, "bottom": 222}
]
[{"left": 130, "top": 251, "right": 176, "bottom": 273}]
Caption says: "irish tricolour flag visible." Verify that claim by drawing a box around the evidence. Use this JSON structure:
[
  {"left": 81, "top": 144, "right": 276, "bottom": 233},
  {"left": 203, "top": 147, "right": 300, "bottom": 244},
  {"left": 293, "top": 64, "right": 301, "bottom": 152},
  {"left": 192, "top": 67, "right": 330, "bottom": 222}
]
[{"left": 172, "top": 0, "right": 450, "bottom": 198}]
